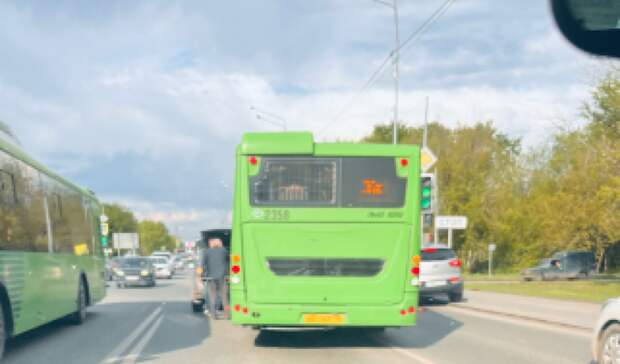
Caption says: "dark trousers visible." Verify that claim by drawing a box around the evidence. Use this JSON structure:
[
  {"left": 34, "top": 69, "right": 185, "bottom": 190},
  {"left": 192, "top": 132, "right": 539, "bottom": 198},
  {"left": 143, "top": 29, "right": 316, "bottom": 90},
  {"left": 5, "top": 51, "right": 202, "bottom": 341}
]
[{"left": 206, "top": 277, "right": 229, "bottom": 316}]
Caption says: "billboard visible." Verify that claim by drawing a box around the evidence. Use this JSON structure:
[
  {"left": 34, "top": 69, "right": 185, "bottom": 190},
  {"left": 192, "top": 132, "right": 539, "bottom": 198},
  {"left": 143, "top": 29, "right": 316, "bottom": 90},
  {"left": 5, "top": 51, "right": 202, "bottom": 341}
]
[{"left": 112, "top": 233, "right": 139, "bottom": 250}]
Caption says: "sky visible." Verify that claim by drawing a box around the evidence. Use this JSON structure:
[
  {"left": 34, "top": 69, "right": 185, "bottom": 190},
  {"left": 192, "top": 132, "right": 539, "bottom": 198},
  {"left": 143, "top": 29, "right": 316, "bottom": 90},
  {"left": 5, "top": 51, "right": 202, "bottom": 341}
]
[{"left": 0, "top": 0, "right": 607, "bottom": 241}]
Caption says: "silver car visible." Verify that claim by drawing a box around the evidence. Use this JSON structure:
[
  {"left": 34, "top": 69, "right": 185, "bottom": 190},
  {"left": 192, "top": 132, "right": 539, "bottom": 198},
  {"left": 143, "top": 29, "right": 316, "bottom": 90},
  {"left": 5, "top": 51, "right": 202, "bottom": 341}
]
[
  {"left": 592, "top": 297, "right": 620, "bottom": 363},
  {"left": 419, "top": 245, "right": 463, "bottom": 302}
]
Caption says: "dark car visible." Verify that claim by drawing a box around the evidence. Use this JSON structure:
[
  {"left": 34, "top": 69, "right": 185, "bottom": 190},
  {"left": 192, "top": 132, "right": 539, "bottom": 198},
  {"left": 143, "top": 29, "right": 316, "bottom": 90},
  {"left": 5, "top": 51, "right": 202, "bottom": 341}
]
[
  {"left": 115, "top": 257, "right": 157, "bottom": 288},
  {"left": 522, "top": 251, "right": 595, "bottom": 281},
  {"left": 521, "top": 258, "right": 553, "bottom": 281}
]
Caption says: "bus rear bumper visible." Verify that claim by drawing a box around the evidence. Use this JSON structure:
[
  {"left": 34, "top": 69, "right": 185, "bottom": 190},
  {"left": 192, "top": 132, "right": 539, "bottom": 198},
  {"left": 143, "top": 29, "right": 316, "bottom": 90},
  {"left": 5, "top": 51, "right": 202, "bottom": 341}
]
[{"left": 231, "top": 299, "right": 418, "bottom": 327}]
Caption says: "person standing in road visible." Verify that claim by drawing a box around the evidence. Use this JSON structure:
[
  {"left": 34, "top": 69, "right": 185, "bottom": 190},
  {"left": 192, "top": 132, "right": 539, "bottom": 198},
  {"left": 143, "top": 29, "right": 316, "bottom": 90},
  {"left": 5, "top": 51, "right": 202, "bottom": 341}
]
[{"left": 202, "top": 237, "right": 230, "bottom": 319}]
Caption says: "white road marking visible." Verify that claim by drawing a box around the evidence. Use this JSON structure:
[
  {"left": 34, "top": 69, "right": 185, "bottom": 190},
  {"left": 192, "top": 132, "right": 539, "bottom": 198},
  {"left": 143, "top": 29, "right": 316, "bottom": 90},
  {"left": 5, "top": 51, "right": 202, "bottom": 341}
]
[
  {"left": 434, "top": 305, "right": 591, "bottom": 338},
  {"left": 374, "top": 337, "right": 437, "bottom": 364},
  {"left": 121, "top": 315, "right": 164, "bottom": 364},
  {"left": 101, "top": 304, "right": 164, "bottom": 364}
]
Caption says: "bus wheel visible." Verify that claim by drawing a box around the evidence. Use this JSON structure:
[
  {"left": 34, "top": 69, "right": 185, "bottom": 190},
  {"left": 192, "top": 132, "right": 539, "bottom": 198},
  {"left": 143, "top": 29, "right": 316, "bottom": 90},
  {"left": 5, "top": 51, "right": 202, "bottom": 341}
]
[
  {"left": 0, "top": 302, "right": 6, "bottom": 359},
  {"left": 70, "top": 279, "right": 87, "bottom": 325}
]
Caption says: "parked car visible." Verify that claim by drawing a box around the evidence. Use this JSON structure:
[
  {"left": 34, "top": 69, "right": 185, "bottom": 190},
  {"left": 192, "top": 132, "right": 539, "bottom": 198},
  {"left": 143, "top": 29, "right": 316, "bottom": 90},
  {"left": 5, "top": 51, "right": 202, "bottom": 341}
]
[
  {"left": 115, "top": 257, "right": 156, "bottom": 288},
  {"left": 592, "top": 297, "right": 620, "bottom": 363},
  {"left": 521, "top": 251, "right": 595, "bottom": 281},
  {"left": 419, "top": 245, "right": 463, "bottom": 302}
]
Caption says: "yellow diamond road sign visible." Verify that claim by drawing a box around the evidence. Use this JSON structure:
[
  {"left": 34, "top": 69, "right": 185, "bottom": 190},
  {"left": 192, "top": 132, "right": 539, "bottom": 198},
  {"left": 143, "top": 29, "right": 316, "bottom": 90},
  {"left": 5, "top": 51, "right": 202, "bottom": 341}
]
[{"left": 420, "top": 146, "right": 437, "bottom": 172}]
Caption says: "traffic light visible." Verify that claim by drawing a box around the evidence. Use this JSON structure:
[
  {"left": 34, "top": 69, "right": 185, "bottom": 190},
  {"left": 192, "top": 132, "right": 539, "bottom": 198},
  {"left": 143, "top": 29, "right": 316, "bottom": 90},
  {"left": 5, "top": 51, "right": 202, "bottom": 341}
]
[{"left": 421, "top": 173, "right": 434, "bottom": 213}]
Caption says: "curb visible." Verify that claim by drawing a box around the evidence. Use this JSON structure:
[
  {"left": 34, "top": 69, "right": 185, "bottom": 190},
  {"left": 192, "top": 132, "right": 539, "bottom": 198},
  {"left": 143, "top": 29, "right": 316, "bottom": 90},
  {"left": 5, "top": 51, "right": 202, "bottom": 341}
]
[{"left": 447, "top": 302, "right": 592, "bottom": 333}]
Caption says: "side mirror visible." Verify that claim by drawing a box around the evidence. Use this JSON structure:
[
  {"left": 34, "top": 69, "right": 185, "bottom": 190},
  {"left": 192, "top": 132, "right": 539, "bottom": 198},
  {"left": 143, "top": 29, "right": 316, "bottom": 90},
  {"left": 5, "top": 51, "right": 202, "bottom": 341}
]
[{"left": 550, "top": 0, "right": 620, "bottom": 58}]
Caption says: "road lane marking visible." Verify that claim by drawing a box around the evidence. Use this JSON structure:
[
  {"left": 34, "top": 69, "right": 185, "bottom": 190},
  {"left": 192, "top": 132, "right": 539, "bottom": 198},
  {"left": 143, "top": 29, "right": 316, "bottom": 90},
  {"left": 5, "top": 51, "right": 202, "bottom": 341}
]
[
  {"left": 101, "top": 303, "right": 164, "bottom": 364},
  {"left": 373, "top": 337, "right": 436, "bottom": 364},
  {"left": 121, "top": 315, "right": 164, "bottom": 364}
]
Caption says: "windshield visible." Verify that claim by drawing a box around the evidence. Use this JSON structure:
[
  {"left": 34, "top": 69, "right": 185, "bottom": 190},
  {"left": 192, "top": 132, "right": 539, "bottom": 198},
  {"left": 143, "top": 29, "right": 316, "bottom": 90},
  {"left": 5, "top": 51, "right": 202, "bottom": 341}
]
[{"left": 120, "top": 258, "right": 150, "bottom": 268}]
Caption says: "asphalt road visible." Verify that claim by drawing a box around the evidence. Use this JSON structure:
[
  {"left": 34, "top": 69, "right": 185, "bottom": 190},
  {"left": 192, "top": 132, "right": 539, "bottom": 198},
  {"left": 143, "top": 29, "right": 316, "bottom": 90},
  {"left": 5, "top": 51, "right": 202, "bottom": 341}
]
[{"left": 2, "top": 272, "right": 593, "bottom": 364}]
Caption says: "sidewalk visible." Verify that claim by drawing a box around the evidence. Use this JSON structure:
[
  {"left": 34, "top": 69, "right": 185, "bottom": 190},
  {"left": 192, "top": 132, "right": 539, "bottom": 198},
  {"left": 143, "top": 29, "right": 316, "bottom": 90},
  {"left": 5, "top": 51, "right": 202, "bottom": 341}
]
[{"left": 453, "top": 290, "right": 602, "bottom": 330}]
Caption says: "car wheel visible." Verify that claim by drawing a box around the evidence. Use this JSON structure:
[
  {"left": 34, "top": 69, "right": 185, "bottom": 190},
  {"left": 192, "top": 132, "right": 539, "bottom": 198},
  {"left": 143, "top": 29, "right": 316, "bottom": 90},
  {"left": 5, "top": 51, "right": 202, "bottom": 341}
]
[
  {"left": 599, "top": 323, "right": 620, "bottom": 364},
  {"left": 449, "top": 290, "right": 463, "bottom": 302},
  {"left": 192, "top": 302, "right": 204, "bottom": 313},
  {"left": 69, "top": 279, "right": 87, "bottom": 325}
]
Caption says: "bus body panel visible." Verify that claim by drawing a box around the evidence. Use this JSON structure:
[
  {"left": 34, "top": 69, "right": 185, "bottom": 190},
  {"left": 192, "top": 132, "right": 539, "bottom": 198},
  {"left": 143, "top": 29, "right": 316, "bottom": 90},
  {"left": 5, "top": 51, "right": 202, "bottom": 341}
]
[{"left": 243, "top": 223, "right": 410, "bottom": 305}]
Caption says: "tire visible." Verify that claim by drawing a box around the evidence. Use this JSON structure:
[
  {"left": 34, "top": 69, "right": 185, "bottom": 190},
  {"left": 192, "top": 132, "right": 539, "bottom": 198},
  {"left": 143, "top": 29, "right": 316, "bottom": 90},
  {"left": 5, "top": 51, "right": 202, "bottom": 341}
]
[
  {"left": 192, "top": 302, "right": 203, "bottom": 313},
  {"left": 69, "top": 279, "right": 87, "bottom": 325},
  {"left": 598, "top": 323, "right": 620, "bottom": 364},
  {"left": 449, "top": 290, "right": 463, "bottom": 303},
  {"left": 0, "top": 301, "right": 6, "bottom": 360}
]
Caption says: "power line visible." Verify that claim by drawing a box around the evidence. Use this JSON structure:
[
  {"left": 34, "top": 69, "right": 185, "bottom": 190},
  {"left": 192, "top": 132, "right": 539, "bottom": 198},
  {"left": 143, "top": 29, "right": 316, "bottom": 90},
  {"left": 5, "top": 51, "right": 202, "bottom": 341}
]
[{"left": 317, "top": 0, "right": 455, "bottom": 137}]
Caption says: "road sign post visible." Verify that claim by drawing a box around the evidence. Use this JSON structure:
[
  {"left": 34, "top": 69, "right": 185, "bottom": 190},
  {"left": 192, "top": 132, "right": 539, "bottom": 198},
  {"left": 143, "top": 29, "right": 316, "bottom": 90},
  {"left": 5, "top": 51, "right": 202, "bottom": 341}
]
[{"left": 488, "top": 243, "right": 496, "bottom": 277}]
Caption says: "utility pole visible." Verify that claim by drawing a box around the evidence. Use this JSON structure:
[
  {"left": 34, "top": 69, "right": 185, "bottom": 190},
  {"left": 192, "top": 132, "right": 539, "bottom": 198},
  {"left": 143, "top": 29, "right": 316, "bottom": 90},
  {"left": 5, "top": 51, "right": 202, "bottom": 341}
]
[
  {"left": 423, "top": 96, "right": 429, "bottom": 147},
  {"left": 392, "top": 0, "right": 400, "bottom": 145}
]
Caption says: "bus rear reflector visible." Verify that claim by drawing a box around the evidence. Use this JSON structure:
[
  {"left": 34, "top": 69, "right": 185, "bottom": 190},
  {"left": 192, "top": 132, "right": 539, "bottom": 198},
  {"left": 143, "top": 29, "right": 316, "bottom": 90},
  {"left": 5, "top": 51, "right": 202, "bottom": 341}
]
[
  {"left": 231, "top": 265, "right": 241, "bottom": 274},
  {"left": 449, "top": 259, "right": 462, "bottom": 268},
  {"left": 242, "top": 307, "right": 249, "bottom": 315},
  {"left": 411, "top": 267, "right": 420, "bottom": 275},
  {"left": 400, "top": 309, "right": 407, "bottom": 316}
]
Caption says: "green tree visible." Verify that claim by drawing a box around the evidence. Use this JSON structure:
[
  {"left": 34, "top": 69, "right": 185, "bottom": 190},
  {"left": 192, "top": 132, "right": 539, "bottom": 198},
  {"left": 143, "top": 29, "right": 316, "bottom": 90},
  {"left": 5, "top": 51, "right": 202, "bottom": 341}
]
[
  {"left": 138, "top": 220, "right": 176, "bottom": 255},
  {"left": 103, "top": 203, "right": 138, "bottom": 240}
]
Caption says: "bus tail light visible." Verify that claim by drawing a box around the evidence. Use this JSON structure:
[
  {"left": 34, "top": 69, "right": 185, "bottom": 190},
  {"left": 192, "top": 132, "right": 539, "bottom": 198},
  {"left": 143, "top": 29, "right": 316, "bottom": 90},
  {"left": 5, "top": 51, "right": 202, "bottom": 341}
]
[
  {"left": 411, "top": 267, "right": 420, "bottom": 276},
  {"left": 234, "top": 304, "right": 241, "bottom": 312},
  {"left": 408, "top": 306, "right": 415, "bottom": 314},
  {"left": 231, "top": 265, "right": 241, "bottom": 274},
  {"left": 449, "top": 259, "right": 462, "bottom": 268},
  {"left": 400, "top": 158, "right": 408, "bottom": 167},
  {"left": 248, "top": 156, "right": 257, "bottom": 165},
  {"left": 242, "top": 307, "right": 249, "bottom": 315},
  {"left": 400, "top": 309, "right": 407, "bottom": 316}
]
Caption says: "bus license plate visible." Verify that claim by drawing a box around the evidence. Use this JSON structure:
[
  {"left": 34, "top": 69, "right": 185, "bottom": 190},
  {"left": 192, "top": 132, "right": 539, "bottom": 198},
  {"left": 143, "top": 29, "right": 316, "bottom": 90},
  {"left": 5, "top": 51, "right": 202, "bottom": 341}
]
[
  {"left": 126, "top": 276, "right": 139, "bottom": 281},
  {"left": 302, "top": 314, "right": 345, "bottom": 324}
]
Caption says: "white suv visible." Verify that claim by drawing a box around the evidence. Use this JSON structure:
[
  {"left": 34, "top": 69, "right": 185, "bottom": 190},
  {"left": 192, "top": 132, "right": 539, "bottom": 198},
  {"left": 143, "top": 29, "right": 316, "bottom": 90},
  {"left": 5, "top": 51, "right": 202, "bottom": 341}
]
[{"left": 419, "top": 245, "right": 463, "bottom": 302}]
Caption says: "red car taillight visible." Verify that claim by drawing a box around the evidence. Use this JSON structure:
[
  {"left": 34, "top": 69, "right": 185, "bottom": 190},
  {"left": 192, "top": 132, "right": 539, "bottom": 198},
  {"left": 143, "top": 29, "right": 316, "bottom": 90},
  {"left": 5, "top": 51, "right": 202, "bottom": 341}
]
[{"left": 449, "top": 259, "right": 462, "bottom": 268}]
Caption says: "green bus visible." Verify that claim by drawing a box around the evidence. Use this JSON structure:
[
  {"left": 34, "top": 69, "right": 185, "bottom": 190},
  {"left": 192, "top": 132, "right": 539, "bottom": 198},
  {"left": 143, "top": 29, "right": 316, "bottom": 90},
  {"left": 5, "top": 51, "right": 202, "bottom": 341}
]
[
  {"left": 230, "top": 132, "right": 422, "bottom": 328},
  {"left": 0, "top": 124, "right": 106, "bottom": 357}
]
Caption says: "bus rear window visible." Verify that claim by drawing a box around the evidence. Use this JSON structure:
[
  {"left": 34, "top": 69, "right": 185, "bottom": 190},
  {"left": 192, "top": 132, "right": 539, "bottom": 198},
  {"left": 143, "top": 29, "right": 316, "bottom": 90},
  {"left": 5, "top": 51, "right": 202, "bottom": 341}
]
[
  {"left": 421, "top": 249, "right": 456, "bottom": 261},
  {"left": 250, "top": 157, "right": 406, "bottom": 207},
  {"left": 251, "top": 159, "right": 338, "bottom": 206}
]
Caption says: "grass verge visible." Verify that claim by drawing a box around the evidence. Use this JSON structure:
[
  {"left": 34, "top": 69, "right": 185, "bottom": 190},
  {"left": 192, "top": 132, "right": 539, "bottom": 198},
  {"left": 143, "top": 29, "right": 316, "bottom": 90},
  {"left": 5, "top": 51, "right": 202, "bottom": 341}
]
[{"left": 466, "top": 280, "right": 620, "bottom": 303}]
